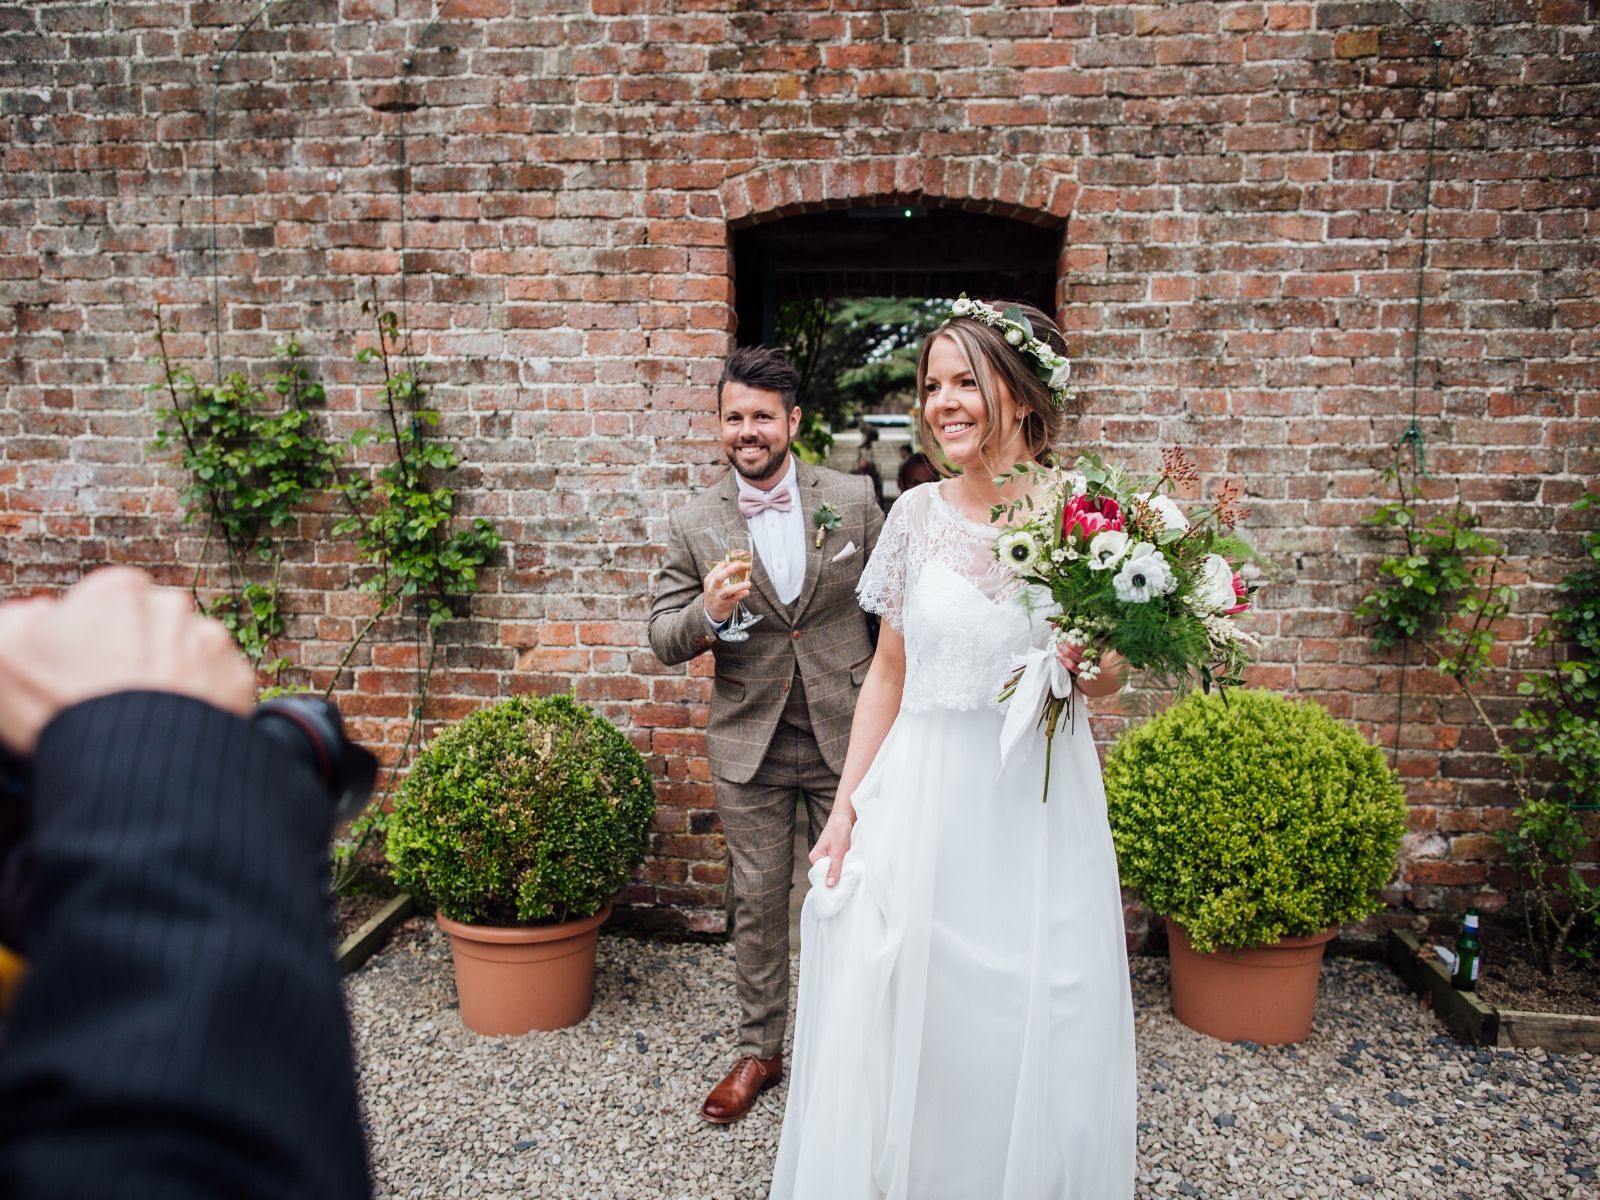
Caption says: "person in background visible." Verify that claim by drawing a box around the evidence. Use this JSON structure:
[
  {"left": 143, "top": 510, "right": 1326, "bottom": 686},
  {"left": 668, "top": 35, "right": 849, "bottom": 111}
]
[
  {"left": 852, "top": 422, "right": 885, "bottom": 510},
  {"left": 896, "top": 450, "right": 940, "bottom": 494}
]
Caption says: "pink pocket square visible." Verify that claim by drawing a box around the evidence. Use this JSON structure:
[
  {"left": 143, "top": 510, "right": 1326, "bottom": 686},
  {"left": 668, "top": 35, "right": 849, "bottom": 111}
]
[{"left": 829, "top": 540, "right": 858, "bottom": 563}]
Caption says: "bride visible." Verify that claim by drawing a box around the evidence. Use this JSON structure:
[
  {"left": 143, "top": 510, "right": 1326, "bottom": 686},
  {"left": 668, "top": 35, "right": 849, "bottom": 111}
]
[{"left": 768, "top": 299, "right": 1137, "bottom": 1199}]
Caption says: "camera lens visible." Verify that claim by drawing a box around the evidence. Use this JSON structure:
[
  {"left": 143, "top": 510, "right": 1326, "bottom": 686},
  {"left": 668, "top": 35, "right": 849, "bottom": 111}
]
[{"left": 251, "top": 697, "right": 377, "bottom": 822}]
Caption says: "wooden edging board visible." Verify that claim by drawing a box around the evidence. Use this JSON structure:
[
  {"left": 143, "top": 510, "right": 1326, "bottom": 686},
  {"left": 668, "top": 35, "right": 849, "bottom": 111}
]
[
  {"left": 1386, "top": 929, "right": 1499, "bottom": 1046},
  {"left": 336, "top": 893, "right": 414, "bottom": 977},
  {"left": 1385, "top": 930, "right": 1600, "bottom": 1052},
  {"left": 1496, "top": 1007, "right": 1600, "bottom": 1053}
]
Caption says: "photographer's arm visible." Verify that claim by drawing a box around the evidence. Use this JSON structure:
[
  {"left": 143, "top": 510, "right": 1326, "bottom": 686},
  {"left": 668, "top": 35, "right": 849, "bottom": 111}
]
[
  {"left": 0, "top": 695, "right": 370, "bottom": 1200},
  {"left": 0, "top": 571, "right": 369, "bottom": 1200}
]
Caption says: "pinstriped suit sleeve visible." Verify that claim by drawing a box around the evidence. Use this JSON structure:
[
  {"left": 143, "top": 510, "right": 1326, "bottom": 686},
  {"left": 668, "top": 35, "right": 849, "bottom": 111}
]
[
  {"left": 0, "top": 692, "right": 370, "bottom": 1200},
  {"left": 649, "top": 505, "right": 717, "bottom": 667}
]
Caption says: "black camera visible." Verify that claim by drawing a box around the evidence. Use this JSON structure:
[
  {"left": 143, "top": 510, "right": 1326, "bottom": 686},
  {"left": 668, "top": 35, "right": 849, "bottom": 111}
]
[{"left": 251, "top": 696, "right": 378, "bottom": 824}]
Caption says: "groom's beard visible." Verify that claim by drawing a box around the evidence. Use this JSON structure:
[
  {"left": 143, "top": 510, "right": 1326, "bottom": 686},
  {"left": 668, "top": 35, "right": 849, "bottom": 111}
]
[{"left": 726, "top": 438, "right": 789, "bottom": 485}]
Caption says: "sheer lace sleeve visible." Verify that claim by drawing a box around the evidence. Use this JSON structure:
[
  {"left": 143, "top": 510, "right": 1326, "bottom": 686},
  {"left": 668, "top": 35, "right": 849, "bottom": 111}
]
[{"left": 857, "top": 489, "right": 914, "bottom": 632}]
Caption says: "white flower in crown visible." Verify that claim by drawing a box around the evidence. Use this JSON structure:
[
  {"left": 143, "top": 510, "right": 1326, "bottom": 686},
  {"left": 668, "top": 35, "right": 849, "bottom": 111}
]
[
  {"left": 1113, "top": 548, "right": 1175, "bottom": 603},
  {"left": 1087, "top": 529, "right": 1132, "bottom": 571},
  {"left": 946, "top": 293, "right": 1073, "bottom": 411}
]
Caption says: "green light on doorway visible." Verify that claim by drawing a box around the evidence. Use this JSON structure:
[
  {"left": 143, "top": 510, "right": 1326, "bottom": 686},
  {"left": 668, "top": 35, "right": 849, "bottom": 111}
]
[{"left": 903, "top": 208, "right": 914, "bottom": 218}]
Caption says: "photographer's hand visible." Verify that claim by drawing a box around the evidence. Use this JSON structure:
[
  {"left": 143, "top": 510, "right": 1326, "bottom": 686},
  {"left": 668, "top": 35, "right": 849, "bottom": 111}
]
[{"left": 0, "top": 567, "right": 255, "bottom": 756}]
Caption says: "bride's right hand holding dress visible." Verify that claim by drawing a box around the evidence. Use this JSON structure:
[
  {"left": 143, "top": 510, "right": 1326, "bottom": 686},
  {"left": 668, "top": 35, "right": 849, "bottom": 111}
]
[{"left": 808, "top": 621, "right": 907, "bottom": 888}]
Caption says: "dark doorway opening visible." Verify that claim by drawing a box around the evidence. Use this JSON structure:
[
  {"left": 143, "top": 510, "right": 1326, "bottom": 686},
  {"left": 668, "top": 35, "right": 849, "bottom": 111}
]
[
  {"left": 731, "top": 205, "right": 1062, "bottom": 502},
  {"left": 731, "top": 206, "right": 1060, "bottom": 347}
]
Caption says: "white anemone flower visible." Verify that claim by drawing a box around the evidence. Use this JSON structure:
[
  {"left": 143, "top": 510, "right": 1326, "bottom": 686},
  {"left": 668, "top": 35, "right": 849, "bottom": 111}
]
[
  {"left": 1134, "top": 491, "right": 1189, "bottom": 535},
  {"left": 1113, "top": 550, "right": 1176, "bottom": 603},
  {"left": 996, "top": 529, "right": 1041, "bottom": 574},
  {"left": 1087, "top": 529, "right": 1132, "bottom": 571}
]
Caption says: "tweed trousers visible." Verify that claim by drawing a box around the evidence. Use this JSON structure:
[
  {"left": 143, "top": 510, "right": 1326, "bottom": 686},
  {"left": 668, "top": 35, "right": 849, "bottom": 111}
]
[{"left": 715, "top": 684, "right": 839, "bottom": 1059}]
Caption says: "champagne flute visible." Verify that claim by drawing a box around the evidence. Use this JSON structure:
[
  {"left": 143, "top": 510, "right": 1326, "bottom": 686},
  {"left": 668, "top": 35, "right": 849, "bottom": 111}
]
[{"left": 706, "top": 528, "right": 762, "bottom": 642}]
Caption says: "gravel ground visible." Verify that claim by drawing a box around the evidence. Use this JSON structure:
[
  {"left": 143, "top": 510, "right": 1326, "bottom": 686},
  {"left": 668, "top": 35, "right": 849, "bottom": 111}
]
[{"left": 348, "top": 920, "right": 1599, "bottom": 1199}]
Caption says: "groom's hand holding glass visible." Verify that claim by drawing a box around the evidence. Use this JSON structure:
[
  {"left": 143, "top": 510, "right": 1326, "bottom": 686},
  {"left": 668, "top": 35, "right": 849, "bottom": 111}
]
[{"left": 701, "top": 553, "right": 753, "bottom": 626}]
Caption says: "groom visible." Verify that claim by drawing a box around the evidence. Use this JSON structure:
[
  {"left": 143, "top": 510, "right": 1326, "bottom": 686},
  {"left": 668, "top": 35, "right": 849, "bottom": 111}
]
[{"left": 649, "top": 345, "right": 884, "bottom": 1124}]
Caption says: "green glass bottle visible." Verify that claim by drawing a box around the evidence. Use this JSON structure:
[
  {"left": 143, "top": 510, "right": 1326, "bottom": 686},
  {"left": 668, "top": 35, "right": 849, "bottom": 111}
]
[{"left": 1451, "top": 907, "right": 1481, "bottom": 991}]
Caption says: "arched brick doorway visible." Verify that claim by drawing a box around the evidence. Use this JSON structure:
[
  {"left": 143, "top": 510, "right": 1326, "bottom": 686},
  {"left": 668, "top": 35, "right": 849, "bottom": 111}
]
[
  {"left": 717, "top": 160, "right": 1075, "bottom": 342},
  {"left": 731, "top": 205, "right": 1062, "bottom": 345}
]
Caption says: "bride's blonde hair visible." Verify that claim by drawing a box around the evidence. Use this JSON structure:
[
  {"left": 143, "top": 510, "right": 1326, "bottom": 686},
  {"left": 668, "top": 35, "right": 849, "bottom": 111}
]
[{"left": 915, "top": 299, "right": 1069, "bottom": 475}]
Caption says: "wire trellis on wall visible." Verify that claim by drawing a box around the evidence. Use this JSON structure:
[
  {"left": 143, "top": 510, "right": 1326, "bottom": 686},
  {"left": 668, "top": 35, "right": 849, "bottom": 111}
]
[
  {"left": 207, "top": 0, "right": 279, "bottom": 382},
  {"left": 200, "top": 0, "right": 468, "bottom": 721},
  {"left": 1390, "top": 34, "right": 1449, "bottom": 768},
  {"left": 205, "top": 0, "right": 458, "bottom": 375}
]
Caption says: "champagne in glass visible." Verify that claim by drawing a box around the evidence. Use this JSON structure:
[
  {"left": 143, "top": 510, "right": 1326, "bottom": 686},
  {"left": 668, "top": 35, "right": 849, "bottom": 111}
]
[
  {"left": 718, "top": 530, "right": 761, "bottom": 641},
  {"left": 724, "top": 546, "right": 753, "bottom": 587}
]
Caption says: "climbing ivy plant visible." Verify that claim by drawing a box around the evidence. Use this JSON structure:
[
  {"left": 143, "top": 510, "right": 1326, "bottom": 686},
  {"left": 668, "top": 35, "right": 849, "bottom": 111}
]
[
  {"left": 1358, "top": 471, "right": 1599, "bottom": 974},
  {"left": 334, "top": 303, "right": 501, "bottom": 639},
  {"left": 324, "top": 301, "right": 504, "bottom": 891},
  {"left": 151, "top": 300, "right": 503, "bottom": 894},
  {"left": 151, "top": 323, "right": 342, "bottom": 682}
]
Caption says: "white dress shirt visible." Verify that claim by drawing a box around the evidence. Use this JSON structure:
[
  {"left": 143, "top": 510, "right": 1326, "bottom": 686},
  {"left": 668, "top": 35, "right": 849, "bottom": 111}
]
[{"left": 737, "top": 457, "right": 805, "bottom": 605}]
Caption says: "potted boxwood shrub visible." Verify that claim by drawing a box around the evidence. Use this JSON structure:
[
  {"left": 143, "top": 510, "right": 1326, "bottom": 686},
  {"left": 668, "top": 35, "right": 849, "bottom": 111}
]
[
  {"left": 1104, "top": 688, "right": 1407, "bottom": 1044},
  {"left": 386, "top": 693, "right": 655, "bottom": 1035}
]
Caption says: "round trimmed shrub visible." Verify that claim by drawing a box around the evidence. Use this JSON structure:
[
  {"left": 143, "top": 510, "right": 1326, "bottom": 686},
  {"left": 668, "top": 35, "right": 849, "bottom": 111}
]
[
  {"left": 386, "top": 694, "right": 656, "bottom": 926},
  {"left": 1104, "top": 688, "right": 1407, "bottom": 954}
]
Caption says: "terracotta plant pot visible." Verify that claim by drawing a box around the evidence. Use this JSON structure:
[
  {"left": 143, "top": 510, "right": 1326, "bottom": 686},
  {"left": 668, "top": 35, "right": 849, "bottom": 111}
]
[
  {"left": 438, "top": 904, "right": 612, "bottom": 1036},
  {"left": 1165, "top": 918, "right": 1338, "bottom": 1045}
]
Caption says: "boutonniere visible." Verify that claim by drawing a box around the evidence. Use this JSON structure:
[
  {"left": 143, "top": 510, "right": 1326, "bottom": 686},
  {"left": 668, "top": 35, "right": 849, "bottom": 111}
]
[{"left": 813, "top": 502, "right": 841, "bottom": 548}]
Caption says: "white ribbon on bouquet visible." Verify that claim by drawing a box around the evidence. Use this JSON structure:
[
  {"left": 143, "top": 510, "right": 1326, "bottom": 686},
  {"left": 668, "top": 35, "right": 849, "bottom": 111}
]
[{"left": 997, "top": 645, "right": 1075, "bottom": 775}]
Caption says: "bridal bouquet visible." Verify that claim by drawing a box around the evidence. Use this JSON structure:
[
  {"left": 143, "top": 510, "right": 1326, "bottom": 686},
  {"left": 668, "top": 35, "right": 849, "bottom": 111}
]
[{"left": 993, "top": 447, "right": 1260, "bottom": 800}]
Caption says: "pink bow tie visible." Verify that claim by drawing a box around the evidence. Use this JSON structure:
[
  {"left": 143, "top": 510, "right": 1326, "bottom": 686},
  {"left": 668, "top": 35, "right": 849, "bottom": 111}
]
[{"left": 738, "top": 488, "right": 794, "bottom": 518}]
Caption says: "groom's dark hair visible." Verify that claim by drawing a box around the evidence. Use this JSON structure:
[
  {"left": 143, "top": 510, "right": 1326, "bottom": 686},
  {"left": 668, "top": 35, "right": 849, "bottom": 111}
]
[{"left": 717, "top": 345, "right": 801, "bottom": 413}]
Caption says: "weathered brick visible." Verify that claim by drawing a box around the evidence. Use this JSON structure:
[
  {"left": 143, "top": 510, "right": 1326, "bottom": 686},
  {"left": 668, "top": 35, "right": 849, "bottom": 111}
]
[{"left": 0, "top": 2, "right": 1592, "bottom": 932}]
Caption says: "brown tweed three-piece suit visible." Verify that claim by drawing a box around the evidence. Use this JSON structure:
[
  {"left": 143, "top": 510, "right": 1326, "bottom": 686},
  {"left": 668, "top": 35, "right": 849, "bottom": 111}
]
[{"left": 648, "top": 458, "right": 884, "bottom": 1058}]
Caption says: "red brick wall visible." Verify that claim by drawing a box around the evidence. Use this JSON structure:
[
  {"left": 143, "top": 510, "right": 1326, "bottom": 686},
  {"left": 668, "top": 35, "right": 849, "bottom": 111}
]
[{"left": 1, "top": 1, "right": 1595, "bottom": 938}]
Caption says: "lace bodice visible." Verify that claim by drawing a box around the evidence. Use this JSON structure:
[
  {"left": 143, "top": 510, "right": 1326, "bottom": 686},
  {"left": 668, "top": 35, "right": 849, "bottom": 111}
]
[{"left": 858, "top": 482, "right": 1053, "bottom": 714}]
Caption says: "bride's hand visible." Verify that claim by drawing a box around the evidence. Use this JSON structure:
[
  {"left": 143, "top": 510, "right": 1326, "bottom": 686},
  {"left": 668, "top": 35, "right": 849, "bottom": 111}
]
[
  {"left": 809, "top": 808, "right": 855, "bottom": 888},
  {"left": 1057, "top": 644, "right": 1130, "bottom": 698}
]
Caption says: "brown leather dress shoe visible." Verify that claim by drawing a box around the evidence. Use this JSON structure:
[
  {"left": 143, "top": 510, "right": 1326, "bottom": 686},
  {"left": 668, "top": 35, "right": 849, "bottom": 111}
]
[{"left": 700, "top": 1053, "right": 783, "bottom": 1124}]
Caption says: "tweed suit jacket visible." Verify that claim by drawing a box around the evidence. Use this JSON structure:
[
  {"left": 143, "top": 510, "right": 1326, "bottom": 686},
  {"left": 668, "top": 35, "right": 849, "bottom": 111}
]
[{"left": 649, "top": 458, "right": 885, "bottom": 785}]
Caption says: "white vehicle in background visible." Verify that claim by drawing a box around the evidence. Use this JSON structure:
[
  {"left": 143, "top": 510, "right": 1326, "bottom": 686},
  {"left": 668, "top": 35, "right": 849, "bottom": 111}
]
[{"left": 828, "top": 409, "right": 918, "bottom": 501}]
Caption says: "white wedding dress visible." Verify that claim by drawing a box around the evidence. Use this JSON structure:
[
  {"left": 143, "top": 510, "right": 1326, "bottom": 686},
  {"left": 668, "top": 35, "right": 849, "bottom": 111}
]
[{"left": 769, "top": 481, "right": 1136, "bottom": 1200}]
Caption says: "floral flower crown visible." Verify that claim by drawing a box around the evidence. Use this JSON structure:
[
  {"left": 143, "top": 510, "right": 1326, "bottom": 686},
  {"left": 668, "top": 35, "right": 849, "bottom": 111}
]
[{"left": 946, "top": 294, "right": 1073, "bottom": 410}]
